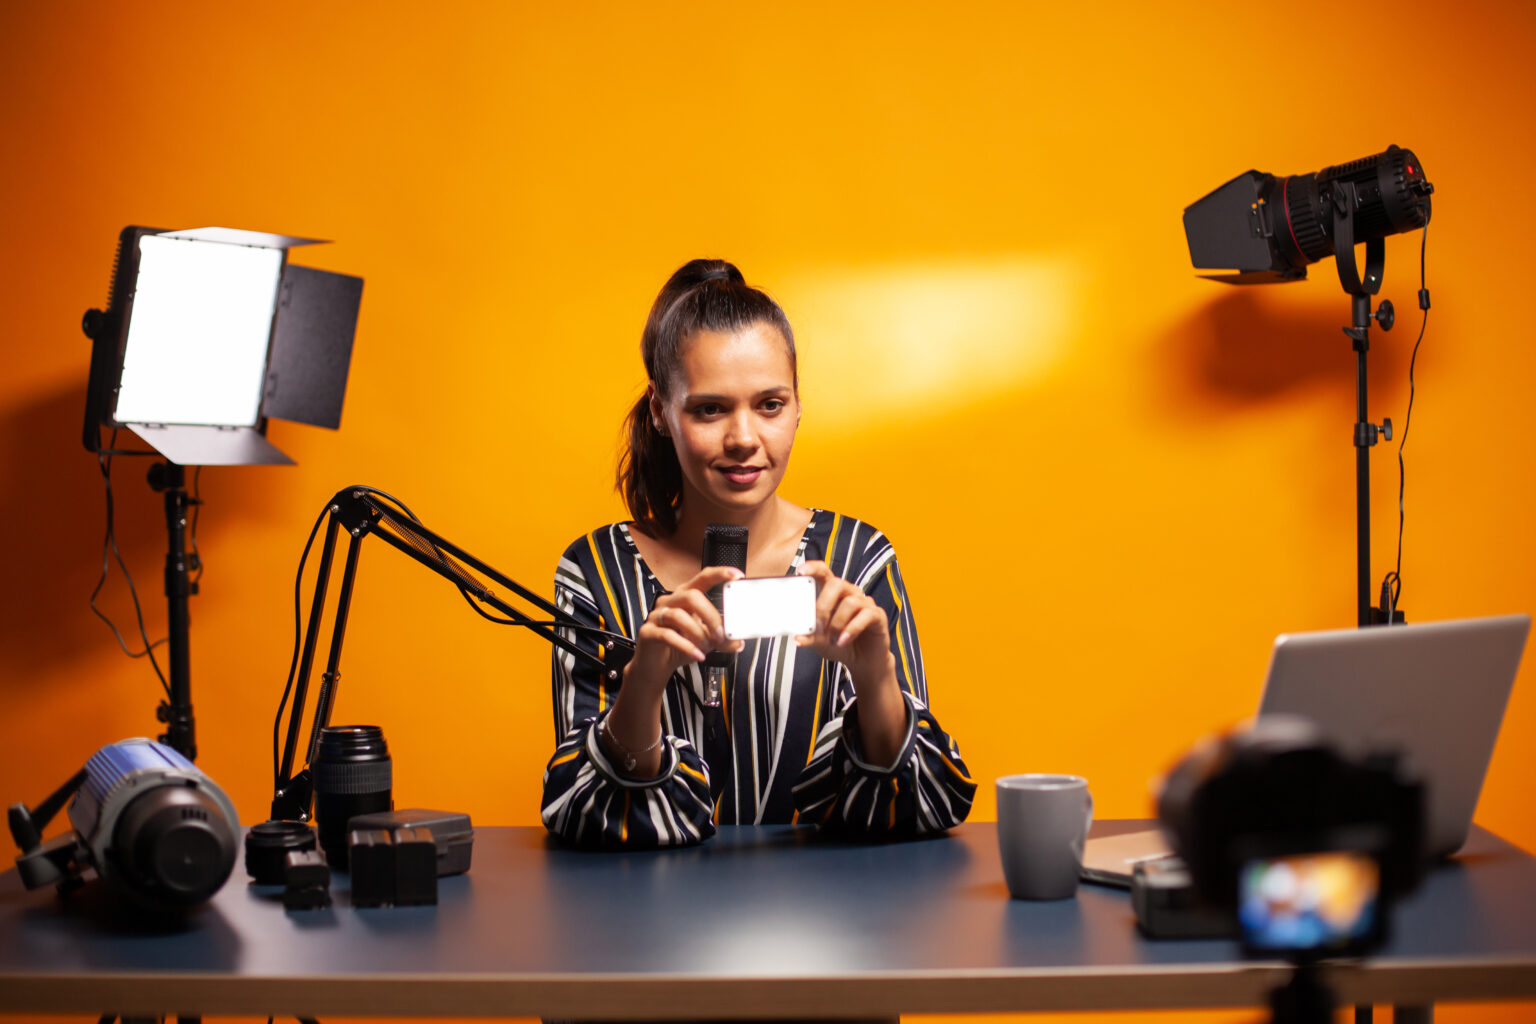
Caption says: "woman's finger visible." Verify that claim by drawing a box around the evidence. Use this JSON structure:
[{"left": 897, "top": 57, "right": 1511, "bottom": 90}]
[
  {"left": 659, "top": 630, "right": 707, "bottom": 662},
  {"left": 833, "top": 605, "right": 885, "bottom": 649},
  {"left": 824, "top": 592, "right": 868, "bottom": 641},
  {"left": 658, "top": 604, "right": 713, "bottom": 648},
  {"left": 797, "top": 560, "right": 832, "bottom": 583},
  {"left": 662, "top": 588, "right": 727, "bottom": 640},
  {"left": 638, "top": 616, "right": 706, "bottom": 662},
  {"left": 814, "top": 577, "right": 857, "bottom": 631},
  {"left": 686, "top": 564, "right": 746, "bottom": 592}
]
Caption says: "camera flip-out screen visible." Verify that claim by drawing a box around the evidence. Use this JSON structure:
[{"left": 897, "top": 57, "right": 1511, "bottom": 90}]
[{"left": 83, "top": 225, "right": 364, "bottom": 465}]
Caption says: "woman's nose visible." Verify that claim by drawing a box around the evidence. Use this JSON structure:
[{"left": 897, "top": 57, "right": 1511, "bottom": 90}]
[{"left": 723, "top": 411, "right": 758, "bottom": 451}]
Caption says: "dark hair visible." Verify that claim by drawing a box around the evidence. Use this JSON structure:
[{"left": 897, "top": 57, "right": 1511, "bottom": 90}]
[{"left": 618, "top": 258, "right": 798, "bottom": 537}]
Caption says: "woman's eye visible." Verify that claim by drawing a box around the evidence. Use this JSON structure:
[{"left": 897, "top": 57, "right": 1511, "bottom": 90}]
[
  {"left": 694, "top": 404, "right": 722, "bottom": 417},
  {"left": 761, "top": 399, "right": 785, "bottom": 413}
]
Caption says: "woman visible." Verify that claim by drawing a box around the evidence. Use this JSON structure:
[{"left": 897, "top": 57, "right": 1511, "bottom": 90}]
[{"left": 541, "top": 259, "right": 974, "bottom": 848}]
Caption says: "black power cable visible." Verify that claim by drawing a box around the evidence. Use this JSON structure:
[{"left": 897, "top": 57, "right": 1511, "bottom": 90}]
[
  {"left": 191, "top": 465, "right": 204, "bottom": 584},
  {"left": 90, "top": 431, "right": 170, "bottom": 695},
  {"left": 1382, "top": 221, "right": 1431, "bottom": 622}
]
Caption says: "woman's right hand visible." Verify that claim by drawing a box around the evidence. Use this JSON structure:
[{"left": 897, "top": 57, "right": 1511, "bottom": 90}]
[
  {"left": 622, "top": 565, "right": 746, "bottom": 700},
  {"left": 601, "top": 564, "right": 743, "bottom": 778}
]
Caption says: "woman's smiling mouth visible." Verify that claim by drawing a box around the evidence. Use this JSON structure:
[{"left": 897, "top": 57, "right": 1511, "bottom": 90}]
[{"left": 717, "top": 465, "right": 764, "bottom": 485}]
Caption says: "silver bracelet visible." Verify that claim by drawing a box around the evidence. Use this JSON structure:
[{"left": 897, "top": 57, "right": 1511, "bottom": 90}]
[{"left": 600, "top": 714, "right": 664, "bottom": 773}]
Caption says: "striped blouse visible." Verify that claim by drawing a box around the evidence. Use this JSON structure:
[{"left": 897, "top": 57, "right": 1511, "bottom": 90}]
[{"left": 540, "top": 511, "right": 975, "bottom": 848}]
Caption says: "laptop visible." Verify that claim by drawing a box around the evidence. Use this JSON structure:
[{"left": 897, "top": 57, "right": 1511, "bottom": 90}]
[{"left": 1082, "top": 614, "right": 1530, "bottom": 884}]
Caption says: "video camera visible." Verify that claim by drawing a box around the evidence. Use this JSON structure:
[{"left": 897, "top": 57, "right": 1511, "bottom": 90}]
[
  {"left": 1157, "top": 716, "right": 1425, "bottom": 1023},
  {"left": 1159, "top": 715, "right": 1424, "bottom": 958}
]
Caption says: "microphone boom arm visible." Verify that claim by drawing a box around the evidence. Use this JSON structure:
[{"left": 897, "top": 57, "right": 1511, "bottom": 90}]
[{"left": 271, "top": 487, "right": 634, "bottom": 821}]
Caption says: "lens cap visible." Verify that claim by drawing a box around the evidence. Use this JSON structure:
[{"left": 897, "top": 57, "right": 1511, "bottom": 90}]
[{"left": 245, "top": 819, "right": 318, "bottom": 885}]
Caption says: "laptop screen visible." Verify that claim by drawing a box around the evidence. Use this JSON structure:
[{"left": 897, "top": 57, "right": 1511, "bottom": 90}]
[{"left": 1256, "top": 614, "right": 1529, "bottom": 857}]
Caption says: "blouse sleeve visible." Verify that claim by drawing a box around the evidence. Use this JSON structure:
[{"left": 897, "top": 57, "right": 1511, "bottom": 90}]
[
  {"left": 790, "top": 552, "right": 976, "bottom": 838},
  {"left": 540, "top": 536, "right": 717, "bottom": 849}
]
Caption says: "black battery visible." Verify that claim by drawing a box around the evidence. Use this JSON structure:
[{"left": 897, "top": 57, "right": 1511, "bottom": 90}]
[
  {"left": 281, "top": 849, "right": 331, "bottom": 911},
  {"left": 1131, "top": 857, "right": 1235, "bottom": 939},
  {"left": 348, "top": 826, "right": 439, "bottom": 908},
  {"left": 346, "top": 808, "right": 473, "bottom": 877},
  {"left": 348, "top": 829, "right": 396, "bottom": 908},
  {"left": 391, "top": 827, "right": 438, "bottom": 906}
]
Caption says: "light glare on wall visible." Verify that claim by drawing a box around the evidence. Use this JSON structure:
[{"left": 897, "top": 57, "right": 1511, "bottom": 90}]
[{"left": 783, "top": 259, "right": 1078, "bottom": 430}]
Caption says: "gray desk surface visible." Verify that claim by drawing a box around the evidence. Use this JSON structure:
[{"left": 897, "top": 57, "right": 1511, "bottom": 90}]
[{"left": 2, "top": 821, "right": 1535, "bottom": 1020}]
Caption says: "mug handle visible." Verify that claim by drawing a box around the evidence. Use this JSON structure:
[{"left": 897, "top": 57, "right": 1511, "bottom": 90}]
[{"left": 1070, "top": 789, "right": 1095, "bottom": 860}]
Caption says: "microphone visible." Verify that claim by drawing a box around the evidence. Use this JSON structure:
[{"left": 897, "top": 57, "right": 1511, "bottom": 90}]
[{"left": 700, "top": 523, "right": 748, "bottom": 707}]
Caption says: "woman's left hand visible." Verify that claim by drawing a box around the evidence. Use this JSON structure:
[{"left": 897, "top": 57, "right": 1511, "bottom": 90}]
[
  {"left": 795, "top": 560, "right": 910, "bottom": 766},
  {"left": 794, "top": 560, "right": 896, "bottom": 694}
]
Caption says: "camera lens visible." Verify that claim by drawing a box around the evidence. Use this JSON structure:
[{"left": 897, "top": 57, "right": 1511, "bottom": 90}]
[
  {"left": 244, "top": 819, "right": 318, "bottom": 884},
  {"left": 312, "top": 725, "right": 392, "bottom": 868}
]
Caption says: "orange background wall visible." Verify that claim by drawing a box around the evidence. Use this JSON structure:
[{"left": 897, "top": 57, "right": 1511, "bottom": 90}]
[{"left": 3, "top": 2, "right": 1534, "bottom": 1022}]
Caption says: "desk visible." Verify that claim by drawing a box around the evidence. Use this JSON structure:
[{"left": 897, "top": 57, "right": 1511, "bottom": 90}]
[{"left": 2, "top": 822, "right": 1534, "bottom": 1020}]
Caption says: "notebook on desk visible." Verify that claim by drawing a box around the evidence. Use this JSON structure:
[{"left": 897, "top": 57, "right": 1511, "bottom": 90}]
[
  {"left": 1081, "top": 613, "right": 1531, "bottom": 885},
  {"left": 1080, "top": 828, "right": 1178, "bottom": 886}
]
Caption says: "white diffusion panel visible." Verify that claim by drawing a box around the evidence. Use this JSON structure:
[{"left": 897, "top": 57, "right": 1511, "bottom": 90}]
[{"left": 114, "top": 234, "right": 284, "bottom": 427}]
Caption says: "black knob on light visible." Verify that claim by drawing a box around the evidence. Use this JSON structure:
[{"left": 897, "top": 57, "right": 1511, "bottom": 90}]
[{"left": 1374, "top": 300, "right": 1395, "bottom": 331}]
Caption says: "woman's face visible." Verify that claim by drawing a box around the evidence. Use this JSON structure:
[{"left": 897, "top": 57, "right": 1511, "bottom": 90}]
[{"left": 651, "top": 321, "right": 800, "bottom": 521}]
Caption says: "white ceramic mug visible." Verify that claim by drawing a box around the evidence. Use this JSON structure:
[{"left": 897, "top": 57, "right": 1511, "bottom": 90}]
[{"left": 996, "top": 774, "right": 1094, "bottom": 900}]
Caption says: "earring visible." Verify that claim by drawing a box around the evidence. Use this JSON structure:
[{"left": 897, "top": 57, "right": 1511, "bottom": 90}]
[{"left": 653, "top": 421, "right": 668, "bottom": 438}]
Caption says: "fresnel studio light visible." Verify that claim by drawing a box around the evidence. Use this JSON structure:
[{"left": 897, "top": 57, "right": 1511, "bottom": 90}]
[{"left": 1183, "top": 147, "right": 1434, "bottom": 626}]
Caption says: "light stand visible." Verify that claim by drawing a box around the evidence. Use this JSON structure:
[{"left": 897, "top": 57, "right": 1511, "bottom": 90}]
[
  {"left": 148, "top": 461, "right": 199, "bottom": 759},
  {"left": 1328, "top": 182, "right": 1403, "bottom": 627},
  {"left": 269, "top": 488, "right": 635, "bottom": 822}
]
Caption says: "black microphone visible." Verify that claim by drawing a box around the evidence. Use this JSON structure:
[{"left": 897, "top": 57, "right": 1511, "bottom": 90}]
[{"left": 700, "top": 523, "right": 747, "bottom": 707}]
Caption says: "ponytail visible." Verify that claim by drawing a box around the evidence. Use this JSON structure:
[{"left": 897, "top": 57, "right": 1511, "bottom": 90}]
[{"left": 618, "top": 389, "right": 684, "bottom": 536}]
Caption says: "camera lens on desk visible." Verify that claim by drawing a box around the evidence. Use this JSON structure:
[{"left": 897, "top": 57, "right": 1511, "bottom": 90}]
[
  {"left": 313, "top": 725, "right": 393, "bottom": 869},
  {"left": 244, "top": 819, "right": 318, "bottom": 884}
]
